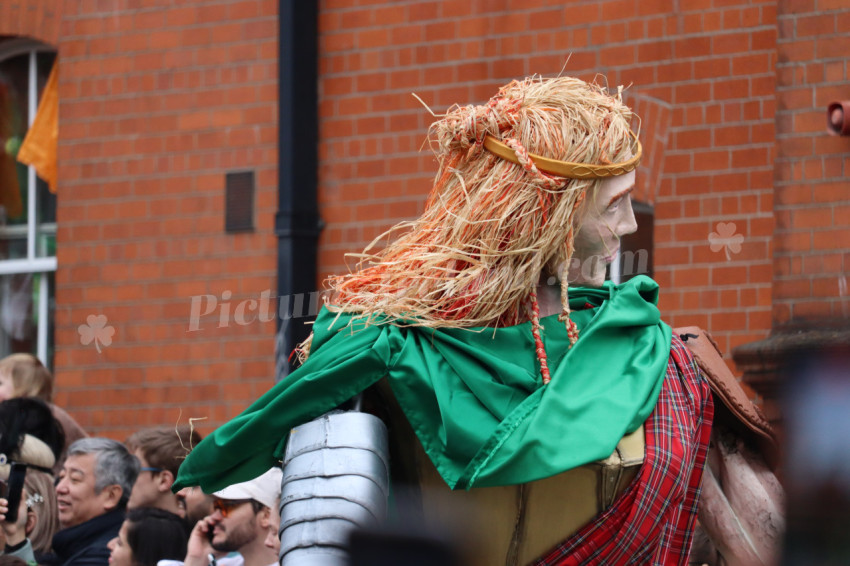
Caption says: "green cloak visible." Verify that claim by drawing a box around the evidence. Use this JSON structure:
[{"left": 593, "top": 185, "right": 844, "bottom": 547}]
[{"left": 174, "top": 275, "right": 671, "bottom": 493}]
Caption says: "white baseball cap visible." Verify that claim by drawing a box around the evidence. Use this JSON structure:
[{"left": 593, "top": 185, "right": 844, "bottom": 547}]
[{"left": 212, "top": 467, "right": 282, "bottom": 510}]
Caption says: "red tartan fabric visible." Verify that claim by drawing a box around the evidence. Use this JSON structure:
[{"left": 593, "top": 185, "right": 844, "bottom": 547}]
[{"left": 533, "top": 335, "right": 714, "bottom": 566}]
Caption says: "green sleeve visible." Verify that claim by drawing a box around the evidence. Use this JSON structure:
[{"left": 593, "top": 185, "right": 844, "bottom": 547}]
[{"left": 174, "top": 313, "right": 391, "bottom": 493}]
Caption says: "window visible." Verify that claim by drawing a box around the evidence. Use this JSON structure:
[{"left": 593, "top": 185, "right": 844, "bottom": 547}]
[
  {"left": 609, "top": 201, "right": 653, "bottom": 284},
  {"left": 0, "top": 38, "right": 57, "bottom": 366}
]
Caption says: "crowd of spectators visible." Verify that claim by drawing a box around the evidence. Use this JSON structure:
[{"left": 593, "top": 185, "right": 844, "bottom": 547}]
[{"left": 0, "top": 353, "right": 282, "bottom": 566}]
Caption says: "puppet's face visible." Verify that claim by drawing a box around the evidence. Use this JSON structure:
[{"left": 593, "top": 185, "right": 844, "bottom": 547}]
[{"left": 567, "top": 170, "right": 637, "bottom": 287}]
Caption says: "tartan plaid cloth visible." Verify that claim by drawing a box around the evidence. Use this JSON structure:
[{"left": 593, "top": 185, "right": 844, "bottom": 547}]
[{"left": 534, "top": 335, "right": 714, "bottom": 566}]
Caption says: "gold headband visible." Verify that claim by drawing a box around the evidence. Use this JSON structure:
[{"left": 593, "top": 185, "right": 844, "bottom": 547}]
[{"left": 482, "top": 131, "right": 642, "bottom": 179}]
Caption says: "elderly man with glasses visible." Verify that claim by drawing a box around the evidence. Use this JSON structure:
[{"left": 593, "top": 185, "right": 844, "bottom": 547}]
[{"left": 183, "top": 467, "right": 281, "bottom": 566}]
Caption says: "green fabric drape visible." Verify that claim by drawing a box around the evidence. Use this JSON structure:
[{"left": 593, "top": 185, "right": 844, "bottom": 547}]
[{"left": 174, "top": 275, "right": 671, "bottom": 493}]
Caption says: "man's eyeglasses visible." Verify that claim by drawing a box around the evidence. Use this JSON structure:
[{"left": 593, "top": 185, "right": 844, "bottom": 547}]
[
  {"left": 140, "top": 466, "right": 163, "bottom": 474},
  {"left": 212, "top": 498, "right": 253, "bottom": 518}
]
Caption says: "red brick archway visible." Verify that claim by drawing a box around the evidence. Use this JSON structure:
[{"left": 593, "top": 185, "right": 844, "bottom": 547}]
[{"left": 0, "top": 0, "right": 62, "bottom": 46}]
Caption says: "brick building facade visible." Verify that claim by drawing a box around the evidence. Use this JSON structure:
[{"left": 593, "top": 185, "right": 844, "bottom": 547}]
[{"left": 0, "top": 0, "right": 846, "bottom": 437}]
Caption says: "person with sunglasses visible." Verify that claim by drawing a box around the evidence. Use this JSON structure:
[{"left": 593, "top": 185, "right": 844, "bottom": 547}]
[
  {"left": 124, "top": 426, "right": 202, "bottom": 518},
  {"left": 183, "top": 468, "right": 280, "bottom": 566}
]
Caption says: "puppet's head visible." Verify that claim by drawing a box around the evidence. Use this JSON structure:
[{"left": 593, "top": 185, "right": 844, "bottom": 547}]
[{"left": 325, "top": 76, "right": 641, "bottom": 378}]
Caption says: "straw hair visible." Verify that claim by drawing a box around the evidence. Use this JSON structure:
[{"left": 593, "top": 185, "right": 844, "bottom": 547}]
[{"left": 300, "top": 76, "right": 637, "bottom": 371}]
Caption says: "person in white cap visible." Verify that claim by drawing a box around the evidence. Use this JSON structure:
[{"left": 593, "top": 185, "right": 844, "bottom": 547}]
[{"left": 183, "top": 467, "right": 281, "bottom": 566}]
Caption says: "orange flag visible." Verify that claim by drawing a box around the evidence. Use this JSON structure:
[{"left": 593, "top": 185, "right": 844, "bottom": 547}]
[{"left": 17, "top": 61, "right": 58, "bottom": 193}]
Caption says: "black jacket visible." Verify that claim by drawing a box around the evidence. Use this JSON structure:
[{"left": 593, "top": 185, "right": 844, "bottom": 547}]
[{"left": 42, "top": 508, "right": 124, "bottom": 566}]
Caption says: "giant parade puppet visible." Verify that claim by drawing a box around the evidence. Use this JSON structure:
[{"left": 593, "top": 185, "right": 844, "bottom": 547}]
[{"left": 175, "top": 75, "right": 782, "bottom": 566}]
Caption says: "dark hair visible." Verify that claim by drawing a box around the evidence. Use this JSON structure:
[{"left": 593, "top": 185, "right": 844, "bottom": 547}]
[
  {"left": 125, "top": 507, "right": 190, "bottom": 566},
  {"left": 0, "top": 397, "right": 65, "bottom": 463}
]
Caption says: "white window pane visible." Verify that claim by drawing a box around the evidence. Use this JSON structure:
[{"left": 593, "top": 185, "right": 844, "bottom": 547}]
[{"left": 0, "top": 271, "right": 53, "bottom": 367}]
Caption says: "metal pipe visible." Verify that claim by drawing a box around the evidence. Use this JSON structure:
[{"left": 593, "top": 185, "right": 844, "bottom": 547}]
[{"left": 275, "top": 0, "right": 322, "bottom": 381}]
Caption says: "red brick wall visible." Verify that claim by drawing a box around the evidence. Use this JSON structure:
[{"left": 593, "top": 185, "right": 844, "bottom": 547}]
[
  {"left": 50, "top": 0, "right": 279, "bottom": 437},
  {"left": 9, "top": 0, "right": 841, "bottom": 437},
  {"left": 774, "top": 1, "right": 850, "bottom": 325},
  {"left": 317, "top": 1, "right": 777, "bottom": 366}
]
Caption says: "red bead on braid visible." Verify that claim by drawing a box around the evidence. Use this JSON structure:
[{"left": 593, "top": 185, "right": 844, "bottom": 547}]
[
  {"left": 557, "top": 191, "right": 586, "bottom": 349},
  {"left": 558, "top": 287, "right": 580, "bottom": 348},
  {"left": 567, "top": 317, "right": 579, "bottom": 346},
  {"left": 528, "top": 288, "right": 552, "bottom": 385}
]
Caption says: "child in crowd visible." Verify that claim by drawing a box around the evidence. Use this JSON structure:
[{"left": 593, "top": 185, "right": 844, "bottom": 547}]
[
  {"left": 0, "top": 354, "right": 86, "bottom": 471},
  {"left": 0, "top": 354, "right": 52, "bottom": 403}
]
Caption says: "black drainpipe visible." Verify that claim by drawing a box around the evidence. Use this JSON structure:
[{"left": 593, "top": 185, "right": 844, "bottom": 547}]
[{"left": 275, "top": 0, "right": 322, "bottom": 381}]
